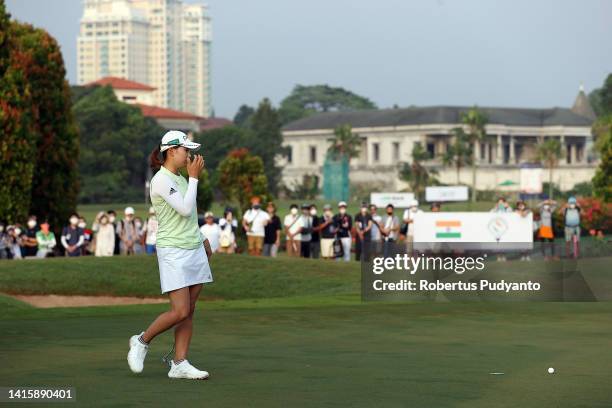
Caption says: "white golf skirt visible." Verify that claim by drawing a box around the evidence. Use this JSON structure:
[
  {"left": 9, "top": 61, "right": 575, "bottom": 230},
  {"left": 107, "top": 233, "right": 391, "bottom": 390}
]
[{"left": 156, "top": 245, "right": 214, "bottom": 294}]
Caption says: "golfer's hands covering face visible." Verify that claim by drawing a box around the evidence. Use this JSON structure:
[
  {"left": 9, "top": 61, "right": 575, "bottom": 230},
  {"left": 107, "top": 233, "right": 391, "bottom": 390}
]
[{"left": 187, "top": 154, "right": 205, "bottom": 179}]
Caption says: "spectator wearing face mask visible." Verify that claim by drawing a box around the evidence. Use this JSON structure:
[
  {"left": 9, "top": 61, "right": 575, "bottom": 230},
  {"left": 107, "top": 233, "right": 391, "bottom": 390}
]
[
  {"left": 309, "top": 204, "right": 322, "bottom": 259},
  {"left": 242, "top": 196, "right": 270, "bottom": 256},
  {"left": 263, "top": 202, "right": 281, "bottom": 257},
  {"left": 354, "top": 202, "right": 373, "bottom": 262},
  {"left": 299, "top": 203, "right": 313, "bottom": 258},
  {"left": 537, "top": 199, "right": 557, "bottom": 260},
  {"left": 107, "top": 210, "right": 121, "bottom": 255},
  {"left": 23, "top": 216, "right": 40, "bottom": 258},
  {"left": 142, "top": 207, "right": 158, "bottom": 255},
  {"left": 333, "top": 201, "right": 352, "bottom": 262},
  {"left": 35, "top": 221, "right": 56, "bottom": 258},
  {"left": 62, "top": 214, "right": 85, "bottom": 257},
  {"left": 402, "top": 200, "right": 423, "bottom": 255},
  {"left": 491, "top": 197, "right": 513, "bottom": 213},
  {"left": 319, "top": 205, "right": 337, "bottom": 260},
  {"left": 94, "top": 212, "right": 115, "bottom": 257},
  {"left": 562, "top": 196, "right": 582, "bottom": 259},
  {"left": 380, "top": 204, "right": 400, "bottom": 257},
  {"left": 0, "top": 223, "right": 9, "bottom": 259},
  {"left": 284, "top": 204, "right": 303, "bottom": 257},
  {"left": 119, "top": 207, "right": 138, "bottom": 255}
]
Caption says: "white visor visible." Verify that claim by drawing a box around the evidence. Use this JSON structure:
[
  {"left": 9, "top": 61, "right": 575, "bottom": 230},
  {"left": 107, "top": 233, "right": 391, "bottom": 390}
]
[{"left": 160, "top": 130, "right": 201, "bottom": 152}]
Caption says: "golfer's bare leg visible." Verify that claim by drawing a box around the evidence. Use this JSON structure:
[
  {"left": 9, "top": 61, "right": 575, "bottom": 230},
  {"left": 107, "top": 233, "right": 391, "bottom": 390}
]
[
  {"left": 141, "top": 287, "right": 191, "bottom": 343},
  {"left": 174, "top": 283, "right": 203, "bottom": 360}
]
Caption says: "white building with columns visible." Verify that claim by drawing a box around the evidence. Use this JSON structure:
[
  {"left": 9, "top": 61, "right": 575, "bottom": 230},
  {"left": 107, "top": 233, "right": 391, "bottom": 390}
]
[{"left": 280, "top": 88, "right": 597, "bottom": 192}]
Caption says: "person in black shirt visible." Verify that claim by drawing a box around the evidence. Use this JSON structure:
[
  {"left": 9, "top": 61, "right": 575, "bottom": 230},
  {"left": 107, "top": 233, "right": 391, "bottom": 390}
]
[
  {"left": 333, "top": 201, "right": 352, "bottom": 262},
  {"left": 354, "top": 202, "right": 373, "bottom": 261},
  {"left": 319, "top": 204, "right": 337, "bottom": 259},
  {"left": 23, "top": 216, "right": 40, "bottom": 257},
  {"left": 309, "top": 204, "right": 321, "bottom": 259},
  {"left": 61, "top": 213, "right": 85, "bottom": 257},
  {"left": 263, "top": 202, "right": 281, "bottom": 257},
  {"left": 108, "top": 210, "right": 121, "bottom": 255}
]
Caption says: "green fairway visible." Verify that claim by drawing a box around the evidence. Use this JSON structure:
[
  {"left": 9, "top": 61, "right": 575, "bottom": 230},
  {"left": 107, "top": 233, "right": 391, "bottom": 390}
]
[{"left": 1, "top": 255, "right": 612, "bottom": 406}]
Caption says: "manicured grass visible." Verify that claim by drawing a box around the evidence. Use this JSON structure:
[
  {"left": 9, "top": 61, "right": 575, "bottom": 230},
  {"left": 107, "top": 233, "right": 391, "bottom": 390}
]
[
  {"left": 2, "top": 296, "right": 612, "bottom": 407},
  {"left": 2, "top": 255, "right": 612, "bottom": 406},
  {"left": 0, "top": 254, "right": 360, "bottom": 301}
]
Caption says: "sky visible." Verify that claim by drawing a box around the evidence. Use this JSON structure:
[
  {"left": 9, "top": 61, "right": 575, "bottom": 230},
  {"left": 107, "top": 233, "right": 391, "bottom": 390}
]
[{"left": 5, "top": 0, "right": 612, "bottom": 119}]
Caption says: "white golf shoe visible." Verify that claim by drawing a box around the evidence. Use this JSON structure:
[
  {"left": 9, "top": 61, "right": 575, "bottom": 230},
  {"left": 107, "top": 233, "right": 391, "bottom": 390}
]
[
  {"left": 127, "top": 331, "right": 149, "bottom": 373},
  {"left": 168, "top": 359, "right": 209, "bottom": 380}
]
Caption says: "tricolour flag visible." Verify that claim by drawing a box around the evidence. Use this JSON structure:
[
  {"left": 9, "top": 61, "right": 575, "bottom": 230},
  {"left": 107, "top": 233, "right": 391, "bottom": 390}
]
[{"left": 435, "top": 220, "right": 461, "bottom": 238}]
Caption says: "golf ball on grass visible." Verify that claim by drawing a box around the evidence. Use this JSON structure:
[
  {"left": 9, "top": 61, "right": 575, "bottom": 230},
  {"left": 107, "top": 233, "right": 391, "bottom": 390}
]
[{"left": 548, "top": 367, "right": 555, "bottom": 374}]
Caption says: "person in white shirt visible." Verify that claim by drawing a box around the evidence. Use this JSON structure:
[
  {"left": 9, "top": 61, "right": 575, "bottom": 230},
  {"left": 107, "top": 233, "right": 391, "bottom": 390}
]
[
  {"left": 284, "top": 204, "right": 303, "bottom": 257},
  {"left": 380, "top": 204, "right": 401, "bottom": 257},
  {"left": 402, "top": 199, "right": 423, "bottom": 255},
  {"left": 200, "top": 212, "right": 221, "bottom": 253},
  {"left": 242, "top": 196, "right": 270, "bottom": 256}
]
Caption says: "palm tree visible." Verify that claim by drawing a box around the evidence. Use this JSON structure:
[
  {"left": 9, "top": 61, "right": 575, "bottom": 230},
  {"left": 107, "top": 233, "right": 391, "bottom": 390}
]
[
  {"left": 399, "top": 142, "right": 438, "bottom": 201},
  {"left": 536, "top": 137, "right": 563, "bottom": 199},
  {"left": 327, "top": 124, "right": 361, "bottom": 160},
  {"left": 323, "top": 124, "right": 361, "bottom": 201},
  {"left": 461, "top": 107, "right": 488, "bottom": 202},
  {"left": 443, "top": 127, "right": 473, "bottom": 184}
]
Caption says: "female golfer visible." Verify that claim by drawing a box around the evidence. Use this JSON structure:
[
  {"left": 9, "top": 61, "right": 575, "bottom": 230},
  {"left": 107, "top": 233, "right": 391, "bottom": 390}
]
[{"left": 127, "top": 130, "right": 213, "bottom": 380}]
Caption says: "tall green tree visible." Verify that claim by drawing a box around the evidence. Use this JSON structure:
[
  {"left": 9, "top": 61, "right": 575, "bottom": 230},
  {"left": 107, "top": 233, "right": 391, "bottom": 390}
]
[
  {"left": 589, "top": 73, "right": 612, "bottom": 117},
  {"left": 536, "top": 137, "right": 563, "bottom": 200},
  {"left": 592, "top": 118, "right": 612, "bottom": 201},
  {"left": 73, "top": 85, "right": 163, "bottom": 203},
  {"left": 460, "top": 107, "right": 488, "bottom": 203},
  {"left": 0, "top": 3, "right": 36, "bottom": 223},
  {"left": 0, "top": 5, "right": 78, "bottom": 226},
  {"left": 233, "top": 104, "right": 255, "bottom": 128},
  {"left": 279, "top": 84, "right": 377, "bottom": 125},
  {"left": 194, "top": 125, "right": 252, "bottom": 186},
  {"left": 12, "top": 22, "right": 80, "bottom": 229},
  {"left": 248, "top": 98, "right": 285, "bottom": 194},
  {"left": 399, "top": 142, "right": 438, "bottom": 201},
  {"left": 217, "top": 148, "right": 269, "bottom": 214},
  {"left": 443, "top": 128, "right": 473, "bottom": 184}
]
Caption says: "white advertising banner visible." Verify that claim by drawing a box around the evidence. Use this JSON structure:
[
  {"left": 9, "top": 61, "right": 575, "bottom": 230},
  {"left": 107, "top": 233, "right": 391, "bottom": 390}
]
[
  {"left": 370, "top": 192, "right": 415, "bottom": 208},
  {"left": 425, "top": 186, "right": 469, "bottom": 202},
  {"left": 520, "top": 167, "right": 543, "bottom": 194},
  {"left": 413, "top": 212, "right": 533, "bottom": 250}
]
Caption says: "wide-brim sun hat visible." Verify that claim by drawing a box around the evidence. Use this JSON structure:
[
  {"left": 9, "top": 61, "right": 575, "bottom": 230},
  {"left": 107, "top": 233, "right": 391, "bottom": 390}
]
[{"left": 160, "top": 130, "right": 201, "bottom": 152}]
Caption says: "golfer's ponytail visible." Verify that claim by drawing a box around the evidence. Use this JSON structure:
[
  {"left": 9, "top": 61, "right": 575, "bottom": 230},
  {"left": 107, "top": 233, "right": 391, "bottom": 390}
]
[{"left": 149, "top": 145, "right": 163, "bottom": 172}]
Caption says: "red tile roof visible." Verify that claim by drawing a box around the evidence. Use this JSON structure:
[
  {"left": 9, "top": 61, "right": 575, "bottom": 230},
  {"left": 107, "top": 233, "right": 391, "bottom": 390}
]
[
  {"left": 86, "top": 76, "right": 156, "bottom": 91},
  {"left": 200, "top": 117, "right": 232, "bottom": 131},
  {"left": 136, "top": 103, "right": 202, "bottom": 120}
]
